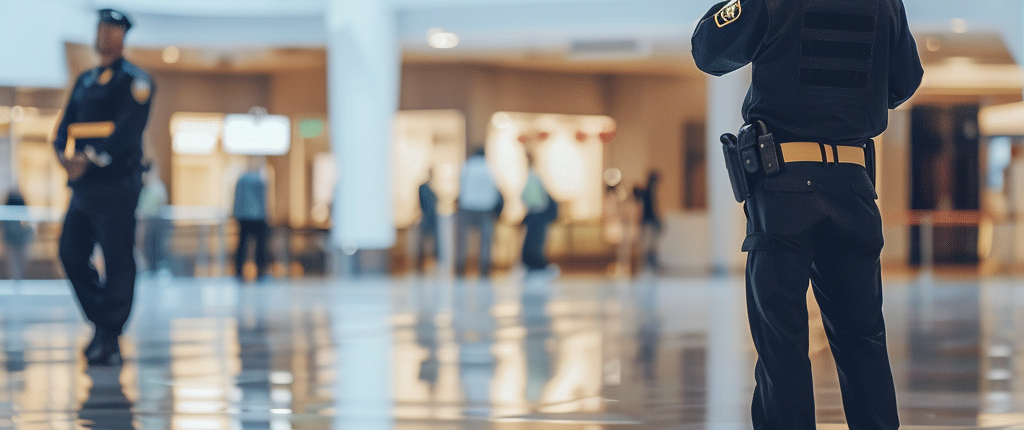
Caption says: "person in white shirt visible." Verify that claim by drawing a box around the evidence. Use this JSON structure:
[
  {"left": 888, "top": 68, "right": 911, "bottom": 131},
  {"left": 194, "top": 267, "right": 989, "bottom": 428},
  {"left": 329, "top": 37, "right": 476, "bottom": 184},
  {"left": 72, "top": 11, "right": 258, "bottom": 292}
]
[{"left": 456, "top": 148, "right": 502, "bottom": 277}]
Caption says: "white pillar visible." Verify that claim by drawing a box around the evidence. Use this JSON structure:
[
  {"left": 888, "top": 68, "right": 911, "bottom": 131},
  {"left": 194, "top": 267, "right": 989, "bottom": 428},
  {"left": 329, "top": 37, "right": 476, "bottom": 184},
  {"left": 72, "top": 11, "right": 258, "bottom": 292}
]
[
  {"left": 705, "top": 67, "right": 751, "bottom": 274},
  {"left": 326, "top": 0, "right": 400, "bottom": 252}
]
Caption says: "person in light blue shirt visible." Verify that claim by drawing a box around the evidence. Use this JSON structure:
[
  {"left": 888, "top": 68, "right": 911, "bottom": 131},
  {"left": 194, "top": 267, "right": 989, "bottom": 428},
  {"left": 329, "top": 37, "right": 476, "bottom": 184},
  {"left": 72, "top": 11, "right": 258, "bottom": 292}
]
[
  {"left": 233, "top": 160, "right": 269, "bottom": 281},
  {"left": 137, "top": 167, "right": 169, "bottom": 274}
]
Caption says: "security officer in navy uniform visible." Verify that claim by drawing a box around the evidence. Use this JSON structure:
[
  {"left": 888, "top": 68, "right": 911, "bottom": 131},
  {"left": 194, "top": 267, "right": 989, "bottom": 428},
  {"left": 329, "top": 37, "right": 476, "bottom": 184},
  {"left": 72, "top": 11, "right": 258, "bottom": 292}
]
[
  {"left": 54, "top": 9, "right": 154, "bottom": 366},
  {"left": 692, "top": 0, "right": 922, "bottom": 428}
]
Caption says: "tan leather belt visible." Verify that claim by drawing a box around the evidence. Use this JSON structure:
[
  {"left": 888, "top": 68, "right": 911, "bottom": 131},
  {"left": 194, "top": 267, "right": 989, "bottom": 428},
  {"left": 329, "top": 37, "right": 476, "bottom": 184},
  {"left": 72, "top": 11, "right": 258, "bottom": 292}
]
[{"left": 779, "top": 142, "right": 866, "bottom": 167}]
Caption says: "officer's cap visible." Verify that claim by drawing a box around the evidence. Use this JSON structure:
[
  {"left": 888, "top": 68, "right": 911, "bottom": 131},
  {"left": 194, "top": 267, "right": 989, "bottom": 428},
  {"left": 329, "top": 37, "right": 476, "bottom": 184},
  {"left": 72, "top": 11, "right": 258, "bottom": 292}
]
[{"left": 98, "top": 9, "right": 132, "bottom": 32}]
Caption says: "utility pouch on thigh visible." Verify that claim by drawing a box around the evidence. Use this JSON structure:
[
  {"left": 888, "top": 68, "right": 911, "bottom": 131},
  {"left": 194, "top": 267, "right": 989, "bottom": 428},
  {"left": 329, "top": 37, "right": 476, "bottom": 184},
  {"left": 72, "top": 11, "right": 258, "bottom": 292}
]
[{"left": 721, "top": 133, "right": 750, "bottom": 203}]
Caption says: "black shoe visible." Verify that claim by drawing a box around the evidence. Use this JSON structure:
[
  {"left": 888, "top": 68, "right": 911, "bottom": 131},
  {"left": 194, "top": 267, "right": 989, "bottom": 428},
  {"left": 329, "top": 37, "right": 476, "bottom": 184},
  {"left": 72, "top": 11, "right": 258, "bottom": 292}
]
[
  {"left": 84, "top": 331, "right": 102, "bottom": 359},
  {"left": 84, "top": 326, "right": 112, "bottom": 359},
  {"left": 86, "top": 334, "right": 122, "bottom": 366}
]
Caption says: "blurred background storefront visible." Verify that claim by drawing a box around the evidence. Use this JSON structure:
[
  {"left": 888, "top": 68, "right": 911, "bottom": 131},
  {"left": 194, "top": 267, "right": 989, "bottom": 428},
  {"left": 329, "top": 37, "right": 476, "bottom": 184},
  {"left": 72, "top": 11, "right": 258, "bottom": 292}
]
[{"left": 3, "top": 0, "right": 1024, "bottom": 278}]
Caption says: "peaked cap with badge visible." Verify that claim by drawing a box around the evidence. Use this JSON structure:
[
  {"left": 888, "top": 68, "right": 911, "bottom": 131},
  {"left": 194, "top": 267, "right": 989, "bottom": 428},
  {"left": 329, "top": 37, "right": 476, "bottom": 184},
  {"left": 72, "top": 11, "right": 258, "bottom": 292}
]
[
  {"left": 54, "top": 8, "right": 154, "bottom": 185},
  {"left": 99, "top": 8, "right": 132, "bottom": 31}
]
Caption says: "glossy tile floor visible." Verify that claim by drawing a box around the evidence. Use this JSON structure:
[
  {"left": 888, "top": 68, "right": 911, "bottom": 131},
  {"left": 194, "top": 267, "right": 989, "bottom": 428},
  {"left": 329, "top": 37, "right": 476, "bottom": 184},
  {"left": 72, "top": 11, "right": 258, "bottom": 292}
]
[{"left": 0, "top": 271, "right": 1023, "bottom": 429}]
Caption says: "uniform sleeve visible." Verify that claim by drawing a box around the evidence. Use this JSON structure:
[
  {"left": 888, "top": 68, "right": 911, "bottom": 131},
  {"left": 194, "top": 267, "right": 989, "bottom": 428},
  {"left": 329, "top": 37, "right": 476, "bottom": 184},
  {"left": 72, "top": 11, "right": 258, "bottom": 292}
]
[
  {"left": 691, "top": 0, "right": 770, "bottom": 76},
  {"left": 53, "top": 76, "right": 82, "bottom": 155},
  {"left": 887, "top": 2, "right": 923, "bottom": 109},
  {"left": 90, "top": 75, "right": 154, "bottom": 164}
]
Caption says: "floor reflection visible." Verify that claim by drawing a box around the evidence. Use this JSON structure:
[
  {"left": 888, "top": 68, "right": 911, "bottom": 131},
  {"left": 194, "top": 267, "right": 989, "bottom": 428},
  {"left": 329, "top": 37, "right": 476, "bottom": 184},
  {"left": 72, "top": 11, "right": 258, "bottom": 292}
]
[
  {"left": 79, "top": 365, "right": 134, "bottom": 430},
  {"left": 0, "top": 275, "right": 1020, "bottom": 429},
  {"left": 902, "top": 280, "right": 982, "bottom": 426}
]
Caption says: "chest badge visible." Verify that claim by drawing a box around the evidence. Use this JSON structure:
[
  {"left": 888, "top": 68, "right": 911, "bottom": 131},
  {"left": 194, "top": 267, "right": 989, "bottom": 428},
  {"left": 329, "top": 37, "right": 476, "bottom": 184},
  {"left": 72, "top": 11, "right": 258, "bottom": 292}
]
[
  {"left": 715, "top": 0, "right": 742, "bottom": 28},
  {"left": 97, "top": 68, "right": 113, "bottom": 85},
  {"left": 131, "top": 78, "right": 152, "bottom": 104}
]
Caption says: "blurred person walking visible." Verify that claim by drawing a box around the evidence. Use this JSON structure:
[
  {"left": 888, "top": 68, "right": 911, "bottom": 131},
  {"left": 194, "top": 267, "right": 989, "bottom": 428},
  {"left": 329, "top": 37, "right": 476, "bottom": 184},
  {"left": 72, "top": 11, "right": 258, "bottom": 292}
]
[
  {"left": 137, "top": 167, "right": 169, "bottom": 275},
  {"left": 520, "top": 155, "right": 559, "bottom": 279},
  {"left": 53, "top": 9, "right": 154, "bottom": 366},
  {"left": 455, "top": 148, "right": 502, "bottom": 277},
  {"left": 415, "top": 170, "right": 440, "bottom": 273},
  {"left": 692, "top": 0, "right": 923, "bottom": 428},
  {"left": 233, "top": 159, "right": 269, "bottom": 282},
  {"left": 633, "top": 171, "right": 662, "bottom": 270},
  {"left": 2, "top": 189, "right": 34, "bottom": 281},
  {"left": 602, "top": 182, "right": 634, "bottom": 276}
]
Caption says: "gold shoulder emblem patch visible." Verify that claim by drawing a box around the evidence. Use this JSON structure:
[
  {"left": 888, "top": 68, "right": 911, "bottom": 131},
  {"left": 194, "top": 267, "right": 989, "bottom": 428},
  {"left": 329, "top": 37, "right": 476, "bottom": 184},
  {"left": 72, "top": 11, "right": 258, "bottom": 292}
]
[
  {"left": 131, "top": 78, "right": 151, "bottom": 104},
  {"left": 98, "top": 68, "right": 113, "bottom": 85},
  {"left": 715, "top": 0, "right": 742, "bottom": 28}
]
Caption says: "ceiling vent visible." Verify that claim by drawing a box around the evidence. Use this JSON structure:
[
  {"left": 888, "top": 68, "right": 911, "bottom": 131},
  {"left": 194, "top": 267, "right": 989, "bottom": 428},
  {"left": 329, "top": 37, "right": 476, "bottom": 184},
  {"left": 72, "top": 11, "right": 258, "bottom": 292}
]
[{"left": 569, "top": 39, "right": 651, "bottom": 60}]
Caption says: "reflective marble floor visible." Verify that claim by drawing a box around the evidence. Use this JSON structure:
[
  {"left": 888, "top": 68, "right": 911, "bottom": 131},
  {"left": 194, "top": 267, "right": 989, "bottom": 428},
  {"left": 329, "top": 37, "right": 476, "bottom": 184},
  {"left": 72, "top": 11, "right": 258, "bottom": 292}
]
[{"left": 0, "top": 272, "right": 1023, "bottom": 429}]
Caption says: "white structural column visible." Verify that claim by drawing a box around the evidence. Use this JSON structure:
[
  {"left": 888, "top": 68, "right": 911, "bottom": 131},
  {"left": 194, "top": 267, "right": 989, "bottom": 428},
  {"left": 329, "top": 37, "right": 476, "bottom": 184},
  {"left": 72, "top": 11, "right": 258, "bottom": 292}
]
[
  {"left": 326, "top": 0, "right": 401, "bottom": 252},
  {"left": 705, "top": 67, "right": 751, "bottom": 274}
]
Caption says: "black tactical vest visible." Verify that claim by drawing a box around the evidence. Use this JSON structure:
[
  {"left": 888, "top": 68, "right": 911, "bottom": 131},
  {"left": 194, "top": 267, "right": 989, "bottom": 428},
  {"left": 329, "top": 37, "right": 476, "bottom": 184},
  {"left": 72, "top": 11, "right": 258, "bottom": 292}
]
[{"left": 744, "top": 0, "right": 897, "bottom": 146}]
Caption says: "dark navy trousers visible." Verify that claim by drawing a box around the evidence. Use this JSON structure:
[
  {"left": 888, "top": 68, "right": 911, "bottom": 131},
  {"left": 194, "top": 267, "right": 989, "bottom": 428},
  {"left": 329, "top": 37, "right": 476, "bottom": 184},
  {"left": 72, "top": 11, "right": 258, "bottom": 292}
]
[
  {"left": 742, "top": 162, "right": 899, "bottom": 430},
  {"left": 521, "top": 213, "right": 551, "bottom": 270},
  {"left": 60, "top": 176, "right": 142, "bottom": 336}
]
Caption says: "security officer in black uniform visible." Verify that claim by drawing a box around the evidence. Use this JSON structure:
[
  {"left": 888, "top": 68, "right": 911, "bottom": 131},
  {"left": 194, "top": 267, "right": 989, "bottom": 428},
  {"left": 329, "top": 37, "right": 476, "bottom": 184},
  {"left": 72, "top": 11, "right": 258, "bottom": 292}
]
[
  {"left": 692, "top": 0, "right": 922, "bottom": 429},
  {"left": 54, "top": 9, "right": 154, "bottom": 366}
]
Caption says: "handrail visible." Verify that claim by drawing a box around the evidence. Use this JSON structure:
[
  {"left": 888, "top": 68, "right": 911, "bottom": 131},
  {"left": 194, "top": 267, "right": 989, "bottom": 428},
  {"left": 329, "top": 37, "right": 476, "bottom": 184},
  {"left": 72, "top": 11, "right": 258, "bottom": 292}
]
[
  {"left": 0, "top": 205, "right": 229, "bottom": 225},
  {"left": 886, "top": 210, "right": 983, "bottom": 227}
]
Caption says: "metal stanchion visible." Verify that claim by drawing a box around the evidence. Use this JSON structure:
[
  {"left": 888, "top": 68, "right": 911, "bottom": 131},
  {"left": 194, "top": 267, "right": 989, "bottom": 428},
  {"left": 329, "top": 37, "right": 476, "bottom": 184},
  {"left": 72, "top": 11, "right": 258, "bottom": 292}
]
[
  {"left": 196, "top": 223, "right": 209, "bottom": 277},
  {"left": 920, "top": 212, "right": 934, "bottom": 282},
  {"left": 215, "top": 221, "right": 227, "bottom": 277}
]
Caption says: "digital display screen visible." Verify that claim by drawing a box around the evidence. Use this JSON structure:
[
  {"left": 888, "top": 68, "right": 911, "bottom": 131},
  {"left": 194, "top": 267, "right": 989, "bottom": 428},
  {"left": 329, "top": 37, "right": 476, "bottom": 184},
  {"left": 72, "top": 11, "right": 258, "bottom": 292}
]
[{"left": 223, "top": 114, "right": 291, "bottom": 155}]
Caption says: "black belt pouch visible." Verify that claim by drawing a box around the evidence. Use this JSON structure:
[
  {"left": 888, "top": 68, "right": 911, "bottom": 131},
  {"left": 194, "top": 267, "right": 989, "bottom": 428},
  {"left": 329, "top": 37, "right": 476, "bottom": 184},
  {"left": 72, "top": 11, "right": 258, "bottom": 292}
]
[{"left": 721, "top": 133, "right": 750, "bottom": 203}]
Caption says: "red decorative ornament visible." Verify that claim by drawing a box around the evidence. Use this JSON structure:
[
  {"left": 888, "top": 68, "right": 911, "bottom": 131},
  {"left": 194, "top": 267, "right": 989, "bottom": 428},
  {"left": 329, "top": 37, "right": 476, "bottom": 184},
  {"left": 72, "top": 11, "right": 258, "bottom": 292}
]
[
  {"left": 575, "top": 131, "right": 589, "bottom": 143},
  {"left": 536, "top": 132, "right": 550, "bottom": 141},
  {"left": 518, "top": 134, "right": 531, "bottom": 144},
  {"left": 599, "top": 130, "right": 617, "bottom": 144}
]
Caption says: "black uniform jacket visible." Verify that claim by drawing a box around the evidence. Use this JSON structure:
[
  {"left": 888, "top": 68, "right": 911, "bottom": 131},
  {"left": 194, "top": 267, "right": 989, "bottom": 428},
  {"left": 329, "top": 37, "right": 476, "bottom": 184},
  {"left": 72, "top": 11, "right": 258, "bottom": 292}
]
[
  {"left": 692, "top": 0, "right": 924, "bottom": 146},
  {"left": 54, "top": 57, "right": 154, "bottom": 185}
]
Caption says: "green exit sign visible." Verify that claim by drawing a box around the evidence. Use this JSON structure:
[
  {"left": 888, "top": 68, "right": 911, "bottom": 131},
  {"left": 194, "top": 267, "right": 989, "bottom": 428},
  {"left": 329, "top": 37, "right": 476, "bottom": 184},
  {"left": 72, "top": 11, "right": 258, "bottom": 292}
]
[{"left": 299, "top": 118, "right": 324, "bottom": 139}]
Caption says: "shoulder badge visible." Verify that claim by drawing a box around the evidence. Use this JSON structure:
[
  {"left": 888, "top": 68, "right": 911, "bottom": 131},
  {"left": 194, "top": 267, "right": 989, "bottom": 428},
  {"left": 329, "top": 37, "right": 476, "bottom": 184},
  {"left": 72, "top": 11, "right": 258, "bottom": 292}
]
[
  {"left": 98, "top": 68, "right": 113, "bottom": 85},
  {"left": 131, "top": 77, "right": 152, "bottom": 104},
  {"left": 715, "top": 0, "right": 742, "bottom": 28}
]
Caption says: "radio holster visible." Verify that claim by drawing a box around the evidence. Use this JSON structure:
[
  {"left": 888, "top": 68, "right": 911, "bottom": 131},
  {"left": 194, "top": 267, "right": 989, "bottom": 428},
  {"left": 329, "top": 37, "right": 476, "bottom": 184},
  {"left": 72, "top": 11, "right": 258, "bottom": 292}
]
[
  {"left": 721, "top": 133, "right": 749, "bottom": 203},
  {"left": 721, "top": 120, "right": 780, "bottom": 203}
]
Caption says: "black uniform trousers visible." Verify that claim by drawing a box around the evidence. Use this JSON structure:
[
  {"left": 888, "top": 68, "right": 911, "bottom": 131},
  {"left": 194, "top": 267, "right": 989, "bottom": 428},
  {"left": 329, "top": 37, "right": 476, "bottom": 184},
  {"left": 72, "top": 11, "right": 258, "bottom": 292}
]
[
  {"left": 742, "top": 162, "right": 899, "bottom": 430},
  {"left": 60, "top": 176, "right": 142, "bottom": 336}
]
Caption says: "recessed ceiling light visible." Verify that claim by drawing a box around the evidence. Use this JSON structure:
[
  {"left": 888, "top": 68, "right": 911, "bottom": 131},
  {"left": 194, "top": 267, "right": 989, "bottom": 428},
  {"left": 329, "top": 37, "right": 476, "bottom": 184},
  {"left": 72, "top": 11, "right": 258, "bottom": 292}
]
[
  {"left": 427, "top": 28, "right": 459, "bottom": 49},
  {"left": 951, "top": 18, "right": 968, "bottom": 34},
  {"left": 163, "top": 46, "right": 181, "bottom": 64}
]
